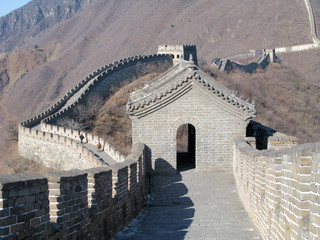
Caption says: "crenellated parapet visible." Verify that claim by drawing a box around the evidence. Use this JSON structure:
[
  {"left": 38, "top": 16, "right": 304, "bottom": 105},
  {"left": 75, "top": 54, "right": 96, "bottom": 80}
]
[
  {"left": 21, "top": 57, "right": 134, "bottom": 128},
  {"left": 21, "top": 54, "right": 172, "bottom": 128},
  {"left": 246, "top": 121, "right": 298, "bottom": 150},
  {"left": 0, "top": 143, "right": 146, "bottom": 239},
  {"left": 212, "top": 49, "right": 276, "bottom": 73},
  {"left": 42, "top": 54, "right": 172, "bottom": 124},
  {"left": 233, "top": 137, "right": 320, "bottom": 239},
  {"left": 18, "top": 124, "right": 110, "bottom": 170},
  {"left": 40, "top": 122, "right": 126, "bottom": 162},
  {"left": 18, "top": 54, "right": 173, "bottom": 171},
  {"left": 157, "top": 45, "right": 198, "bottom": 66}
]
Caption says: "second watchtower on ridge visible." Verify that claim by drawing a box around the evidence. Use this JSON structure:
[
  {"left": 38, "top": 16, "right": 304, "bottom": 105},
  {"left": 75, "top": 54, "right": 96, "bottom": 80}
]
[{"left": 157, "top": 45, "right": 198, "bottom": 66}]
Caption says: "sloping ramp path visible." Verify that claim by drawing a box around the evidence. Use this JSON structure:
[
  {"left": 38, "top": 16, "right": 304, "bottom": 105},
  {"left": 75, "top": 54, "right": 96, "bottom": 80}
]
[{"left": 114, "top": 170, "right": 262, "bottom": 240}]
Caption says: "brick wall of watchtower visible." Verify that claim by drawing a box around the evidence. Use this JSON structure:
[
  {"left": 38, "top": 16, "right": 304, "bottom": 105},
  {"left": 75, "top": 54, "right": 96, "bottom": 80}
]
[
  {"left": 157, "top": 45, "right": 198, "bottom": 66},
  {"left": 131, "top": 83, "right": 249, "bottom": 174}
]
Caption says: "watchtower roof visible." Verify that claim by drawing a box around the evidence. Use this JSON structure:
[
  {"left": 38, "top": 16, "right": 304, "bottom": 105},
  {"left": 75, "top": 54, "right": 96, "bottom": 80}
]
[{"left": 127, "top": 60, "right": 256, "bottom": 119}]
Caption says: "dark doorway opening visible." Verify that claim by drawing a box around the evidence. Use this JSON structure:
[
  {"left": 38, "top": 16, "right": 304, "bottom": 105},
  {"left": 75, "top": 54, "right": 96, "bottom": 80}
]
[{"left": 176, "top": 124, "right": 196, "bottom": 171}]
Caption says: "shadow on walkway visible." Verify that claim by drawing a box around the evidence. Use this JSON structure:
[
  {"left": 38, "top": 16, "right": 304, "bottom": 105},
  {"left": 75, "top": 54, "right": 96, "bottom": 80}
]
[{"left": 114, "top": 160, "right": 194, "bottom": 240}]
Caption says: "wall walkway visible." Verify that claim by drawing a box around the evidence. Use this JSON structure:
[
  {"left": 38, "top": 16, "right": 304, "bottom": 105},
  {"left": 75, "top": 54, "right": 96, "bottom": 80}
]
[
  {"left": 0, "top": 143, "right": 146, "bottom": 240},
  {"left": 115, "top": 170, "right": 262, "bottom": 239},
  {"left": 18, "top": 54, "right": 172, "bottom": 171}
]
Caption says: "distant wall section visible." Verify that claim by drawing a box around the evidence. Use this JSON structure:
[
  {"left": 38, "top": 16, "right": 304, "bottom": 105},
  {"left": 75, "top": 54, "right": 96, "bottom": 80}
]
[
  {"left": 158, "top": 45, "right": 198, "bottom": 66},
  {"left": 18, "top": 54, "right": 173, "bottom": 171}
]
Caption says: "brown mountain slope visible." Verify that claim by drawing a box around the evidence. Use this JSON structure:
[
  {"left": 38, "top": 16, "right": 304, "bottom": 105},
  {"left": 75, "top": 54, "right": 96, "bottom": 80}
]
[
  {"left": 93, "top": 73, "right": 162, "bottom": 155},
  {"left": 200, "top": 59, "right": 320, "bottom": 143},
  {"left": 2, "top": 0, "right": 312, "bottom": 121},
  {"left": 0, "top": 0, "right": 92, "bottom": 52},
  {"left": 0, "top": 0, "right": 319, "bottom": 172},
  {"left": 0, "top": 49, "right": 48, "bottom": 152},
  {"left": 0, "top": 48, "right": 48, "bottom": 98}
]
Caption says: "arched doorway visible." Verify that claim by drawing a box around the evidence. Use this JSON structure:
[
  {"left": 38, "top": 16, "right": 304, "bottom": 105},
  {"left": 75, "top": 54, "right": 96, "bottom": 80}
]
[{"left": 176, "top": 124, "right": 196, "bottom": 171}]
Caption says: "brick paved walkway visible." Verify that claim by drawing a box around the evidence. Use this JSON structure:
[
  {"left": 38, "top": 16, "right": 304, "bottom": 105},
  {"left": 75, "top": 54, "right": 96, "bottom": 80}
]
[{"left": 114, "top": 169, "right": 262, "bottom": 240}]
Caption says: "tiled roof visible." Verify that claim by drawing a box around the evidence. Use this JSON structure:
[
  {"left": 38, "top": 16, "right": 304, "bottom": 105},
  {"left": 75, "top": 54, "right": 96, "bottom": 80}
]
[{"left": 127, "top": 60, "right": 256, "bottom": 119}]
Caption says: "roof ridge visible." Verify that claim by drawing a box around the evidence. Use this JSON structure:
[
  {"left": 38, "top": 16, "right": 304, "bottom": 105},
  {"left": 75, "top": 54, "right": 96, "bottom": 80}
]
[{"left": 127, "top": 62, "right": 256, "bottom": 118}]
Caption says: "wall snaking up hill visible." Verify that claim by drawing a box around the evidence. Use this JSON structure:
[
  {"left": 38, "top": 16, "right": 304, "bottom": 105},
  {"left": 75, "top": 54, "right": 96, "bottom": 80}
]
[
  {"left": 0, "top": 143, "right": 146, "bottom": 240},
  {"left": 18, "top": 54, "right": 172, "bottom": 171},
  {"left": 11, "top": 54, "right": 172, "bottom": 239},
  {"left": 22, "top": 54, "right": 171, "bottom": 128}
]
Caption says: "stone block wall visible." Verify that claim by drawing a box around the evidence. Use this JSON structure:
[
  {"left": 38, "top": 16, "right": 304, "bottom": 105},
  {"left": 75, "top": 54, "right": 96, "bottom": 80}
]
[
  {"left": 157, "top": 45, "right": 198, "bottom": 65},
  {"left": 233, "top": 137, "right": 320, "bottom": 239},
  {"left": 18, "top": 125, "right": 106, "bottom": 171},
  {"left": 0, "top": 174, "right": 49, "bottom": 239},
  {"left": 43, "top": 54, "right": 172, "bottom": 127},
  {"left": 132, "top": 81, "right": 249, "bottom": 173},
  {"left": 20, "top": 54, "right": 171, "bottom": 129},
  {"left": 18, "top": 54, "right": 172, "bottom": 171},
  {"left": 0, "top": 143, "right": 146, "bottom": 240},
  {"left": 268, "top": 133, "right": 299, "bottom": 150},
  {"left": 20, "top": 56, "right": 135, "bottom": 128},
  {"left": 41, "top": 122, "right": 126, "bottom": 162},
  {"left": 247, "top": 121, "right": 298, "bottom": 150}
]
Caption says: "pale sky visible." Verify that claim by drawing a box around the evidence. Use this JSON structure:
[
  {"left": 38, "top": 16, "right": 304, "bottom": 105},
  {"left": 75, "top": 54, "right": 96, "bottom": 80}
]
[{"left": 0, "top": 0, "right": 32, "bottom": 17}]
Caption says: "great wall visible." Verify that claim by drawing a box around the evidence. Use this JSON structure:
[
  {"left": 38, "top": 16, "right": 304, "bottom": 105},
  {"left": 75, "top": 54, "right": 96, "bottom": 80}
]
[
  {"left": 1, "top": 0, "right": 320, "bottom": 238},
  {"left": 1, "top": 54, "right": 172, "bottom": 239},
  {"left": 19, "top": 54, "right": 172, "bottom": 171},
  {"left": 213, "top": 0, "right": 320, "bottom": 73}
]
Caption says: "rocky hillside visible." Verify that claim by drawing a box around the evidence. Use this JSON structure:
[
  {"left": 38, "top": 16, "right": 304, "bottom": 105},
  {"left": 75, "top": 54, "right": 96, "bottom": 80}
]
[
  {"left": 0, "top": 0, "right": 319, "bottom": 173},
  {"left": 1, "top": 0, "right": 312, "bottom": 120},
  {"left": 0, "top": 0, "right": 92, "bottom": 52}
]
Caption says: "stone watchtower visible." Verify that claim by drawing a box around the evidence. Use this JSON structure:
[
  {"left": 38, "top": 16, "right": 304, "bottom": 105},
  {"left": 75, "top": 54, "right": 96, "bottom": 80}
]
[
  {"left": 157, "top": 45, "right": 198, "bottom": 66},
  {"left": 127, "top": 47, "right": 255, "bottom": 174}
]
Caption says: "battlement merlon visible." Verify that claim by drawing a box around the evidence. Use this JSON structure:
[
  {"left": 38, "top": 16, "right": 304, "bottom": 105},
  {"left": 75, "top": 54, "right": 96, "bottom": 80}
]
[
  {"left": 157, "top": 44, "right": 198, "bottom": 66},
  {"left": 158, "top": 45, "right": 184, "bottom": 51}
]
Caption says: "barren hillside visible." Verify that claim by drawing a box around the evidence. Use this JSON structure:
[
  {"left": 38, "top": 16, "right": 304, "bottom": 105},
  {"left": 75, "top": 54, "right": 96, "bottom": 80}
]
[
  {"left": 0, "top": 0, "right": 319, "bottom": 173},
  {"left": 1, "top": 0, "right": 312, "bottom": 120},
  {"left": 201, "top": 59, "right": 320, "bottom": 144},
  {"left": 0, "top": 0, "right": 92, "bottom": 52},
  {"left": 311, "top": 0, "right": 320, "bottom": 37},
  {"left": 93, "top": 73, "right": 162, "bottom": 155}
]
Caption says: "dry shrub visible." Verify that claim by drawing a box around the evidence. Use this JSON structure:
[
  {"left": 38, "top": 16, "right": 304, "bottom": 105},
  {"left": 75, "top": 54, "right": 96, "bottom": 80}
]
[
  {"left": 0, "top": 122, "right": 51, "bottom": 175},
  {"left": 1, "top": 143, "right": 50, "bottom": 174},
  {"left": 56, "top": 59, "right": 172, "bottom": 132},
  {"left": 200, "top": 60, "right": 320, "bottom": 143},
  {"left": 93, "top": 73, "right": 162, "bottom": 155}
]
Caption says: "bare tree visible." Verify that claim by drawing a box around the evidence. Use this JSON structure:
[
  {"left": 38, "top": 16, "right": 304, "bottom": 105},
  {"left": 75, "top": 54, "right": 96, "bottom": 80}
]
[
  {"left": 73, "top": 94, "right": 105, "bottom": 131},
  {"left": 57, "top": 118, "right": 81, "bottom": 130},
  {"left": 6, "top": 123, "right": 18, "bottom": 142}
]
